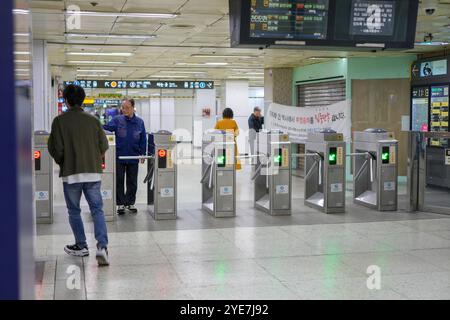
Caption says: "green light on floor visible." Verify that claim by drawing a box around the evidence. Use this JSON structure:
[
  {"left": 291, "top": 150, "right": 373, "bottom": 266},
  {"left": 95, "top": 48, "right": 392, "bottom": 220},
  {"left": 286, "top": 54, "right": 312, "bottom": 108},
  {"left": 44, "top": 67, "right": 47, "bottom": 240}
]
[{"left": 215, "top": 261, "right": 227, "bottom": 283}]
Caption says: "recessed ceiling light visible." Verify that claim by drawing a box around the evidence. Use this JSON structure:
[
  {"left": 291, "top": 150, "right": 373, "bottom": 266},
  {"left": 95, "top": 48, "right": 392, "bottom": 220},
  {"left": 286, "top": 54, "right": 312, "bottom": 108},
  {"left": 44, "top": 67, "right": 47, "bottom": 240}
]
[
  {"left": 13, "top": 9, "right": 29, "bottom": 15},
  {"left": 64, "top": 11, "right": 178, "bottom": 19},
  {"left": 15, "top": 60, "right": 30, "bottom": 63},
  {"left": 65, "top": 33, "right": 156, "bottom": 39},
  {"left": 14, "top": 51, "right": 30, "bottom": 55},
  {"left": 67, "top": 52, "right": 134, "bottom": 57},
  {"left": 415, "top": 41, "right": 449, "bottom": 46},
  {"left": 191, "top": 54, "right": 256, "bottom": 59},
  {"left": 68, "top": 61, "right": 124, "bottom": 64},
  {"left": 161, "top": 71, "right": 207, "bottom": 74},
  {"left": 76, "top": 69, "right": 115, "bottom": 72},
  {"left": 176, "top": 62, "right": 228, "bottom": 66}
]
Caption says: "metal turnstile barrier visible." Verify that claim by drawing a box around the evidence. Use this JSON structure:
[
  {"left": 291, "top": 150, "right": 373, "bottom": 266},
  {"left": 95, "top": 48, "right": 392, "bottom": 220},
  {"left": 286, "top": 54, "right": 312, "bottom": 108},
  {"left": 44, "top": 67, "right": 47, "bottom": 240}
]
[
  {"left": 34, "top": 131, "right": 53, "bottom": 224},
  {"left": 351, "top": 128, "right": 398, "bottom": 211},
  {"left": 253, "top": 130, "right": 291, "bottom": 215},
  {"left": 102, "top": 133, "right": 116, "bottom": 222},
  {"left": 303, "top": 130, "right": 346, "bottom": 213},
  {"left": 146, "top": 131, "right": 177, "bottom": 220},
  {"left": 408, "top": 131, "right": 450, "bottom": 215},
  {"left": 201, "top": 130, "right": 236, "bottom": 218}
]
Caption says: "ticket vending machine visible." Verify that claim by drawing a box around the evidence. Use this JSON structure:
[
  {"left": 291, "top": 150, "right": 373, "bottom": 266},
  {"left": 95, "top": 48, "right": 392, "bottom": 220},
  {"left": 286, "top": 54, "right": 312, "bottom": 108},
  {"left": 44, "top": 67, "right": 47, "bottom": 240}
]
[
  {"left": 201, "top": 130, "right": 236, "bottom": 218},
  {"left": 34, "top": 131, "right": 53, "bottom": 224},
  {"left": 102, "top": 133, "right": 116, "bottom": 222},
  {"left": 352, "top": 129, "right": 398, "bottom": 211},
  {"left": 252, "top": 130, "right": 291, "bottom": 215},
  {"left": 146, "top": 131, "right": 177, "bottom": 220},
  {"left": 304, "top": 130, "right": 346, "bottom": 213},
  {"left": 411, "top": 57, "right": 450, "bottom": 189}
]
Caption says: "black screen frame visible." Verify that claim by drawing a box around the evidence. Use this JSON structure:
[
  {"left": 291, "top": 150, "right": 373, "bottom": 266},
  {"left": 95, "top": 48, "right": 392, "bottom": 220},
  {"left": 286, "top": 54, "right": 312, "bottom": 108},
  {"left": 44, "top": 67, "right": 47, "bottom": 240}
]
[{"left": 229, "top": 0, "right": 418, "bottom": 50}]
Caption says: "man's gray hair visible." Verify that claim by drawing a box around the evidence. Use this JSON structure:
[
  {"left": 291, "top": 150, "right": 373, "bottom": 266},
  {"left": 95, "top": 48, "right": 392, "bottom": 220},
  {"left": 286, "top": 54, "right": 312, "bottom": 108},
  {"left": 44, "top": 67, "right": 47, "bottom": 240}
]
[{"left": 122, "top": 98, "right": 135, "bottom": 107}]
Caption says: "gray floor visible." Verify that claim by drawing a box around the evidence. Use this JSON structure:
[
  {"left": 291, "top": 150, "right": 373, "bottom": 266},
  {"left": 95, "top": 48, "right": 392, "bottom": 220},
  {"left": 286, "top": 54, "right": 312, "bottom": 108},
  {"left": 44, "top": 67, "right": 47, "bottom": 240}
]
[{"left": 35, "top": 162, "right": 450, "bottom": 300}]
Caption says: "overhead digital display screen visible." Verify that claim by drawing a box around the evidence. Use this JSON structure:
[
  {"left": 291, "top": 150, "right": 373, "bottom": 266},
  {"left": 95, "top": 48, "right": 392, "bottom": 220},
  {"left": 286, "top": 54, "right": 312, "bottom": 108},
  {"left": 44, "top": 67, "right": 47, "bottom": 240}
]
[
  {"left": 229, "top": 0, "right": 419, "bottom": 50},
  {"left": 64, "top": 80, "right": 215, "bottom": 90},
  {"left": 349, "top": 0, "right": 395, "bottom": 36},
  {"left": 249, "top": 0, "right": 329, "bottom": 40}
]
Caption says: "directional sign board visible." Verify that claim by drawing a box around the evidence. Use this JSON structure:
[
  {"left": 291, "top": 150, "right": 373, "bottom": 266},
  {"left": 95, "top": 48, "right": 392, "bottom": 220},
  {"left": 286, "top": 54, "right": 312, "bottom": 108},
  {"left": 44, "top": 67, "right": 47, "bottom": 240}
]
[{"left": 64, "top": 80, "right": 214, "bottom": 90}]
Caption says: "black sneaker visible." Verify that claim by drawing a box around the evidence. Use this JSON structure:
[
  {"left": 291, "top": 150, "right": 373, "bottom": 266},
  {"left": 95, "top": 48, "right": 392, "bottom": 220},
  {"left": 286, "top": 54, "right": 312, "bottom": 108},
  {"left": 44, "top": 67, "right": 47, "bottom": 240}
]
[
  {"left": 126, "top": 205, "right": 138, "bottom": 213},
  {"left": 117, "top": 205, "right": 126, "bottom": 215},
  {"left": 64, "top": 244, "right": 89, "bottom": 257},
  {"left": 96, "top": 246, "right": 110, "bottom": 266}
]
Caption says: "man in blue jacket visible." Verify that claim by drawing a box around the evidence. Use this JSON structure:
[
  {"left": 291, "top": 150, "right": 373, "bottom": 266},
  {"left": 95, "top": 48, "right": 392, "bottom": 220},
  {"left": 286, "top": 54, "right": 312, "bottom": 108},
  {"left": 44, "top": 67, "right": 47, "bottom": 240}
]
[{"left": 104, "top": 98, "right": 147, "bottom": 215}]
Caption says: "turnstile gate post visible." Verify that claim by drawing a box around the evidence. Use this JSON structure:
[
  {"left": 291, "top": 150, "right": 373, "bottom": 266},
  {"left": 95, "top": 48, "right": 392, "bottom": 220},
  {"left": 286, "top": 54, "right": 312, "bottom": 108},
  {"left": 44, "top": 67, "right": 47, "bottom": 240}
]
[
  {"left": 102, "top": 133, "right": 116, "bottom": 222},
  {"left": 352, "top": 128, "right": 398, "bottom": 211},
  {"left": 304, "top": 130, "right": 346, "bottom": 213},
  {"left": 253, "top": 130, "right": 291, "bottom": 216},
  {"left": 34, "top": 131, "right": 53, "bottom": 224},
  {"left": 201, "top": 130, "right": 236, "bottom": 218},
  {"left": 147, "top": 131, "right": 177, "bottom": 220}
]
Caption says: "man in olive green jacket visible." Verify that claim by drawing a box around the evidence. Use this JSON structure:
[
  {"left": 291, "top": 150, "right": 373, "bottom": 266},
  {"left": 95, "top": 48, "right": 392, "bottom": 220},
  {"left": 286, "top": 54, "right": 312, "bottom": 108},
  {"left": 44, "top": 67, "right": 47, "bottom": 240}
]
[{"left": 48, "top": 84, "right": 110, "bottom": 266}]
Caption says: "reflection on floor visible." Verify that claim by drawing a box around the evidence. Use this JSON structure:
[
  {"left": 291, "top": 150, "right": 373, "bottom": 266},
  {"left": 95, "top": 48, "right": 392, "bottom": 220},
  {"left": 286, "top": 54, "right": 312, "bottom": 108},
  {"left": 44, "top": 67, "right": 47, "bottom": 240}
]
[{"left": 35, "top": 163, "right": 450, "bottom": 300}]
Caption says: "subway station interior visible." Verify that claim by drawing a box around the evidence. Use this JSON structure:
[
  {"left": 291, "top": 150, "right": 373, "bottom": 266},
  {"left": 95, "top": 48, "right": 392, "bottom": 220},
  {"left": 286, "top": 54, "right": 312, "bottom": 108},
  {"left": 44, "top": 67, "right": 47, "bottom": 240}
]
[{"left": 3, "top": 0, "right": 450, "bottom": 301}]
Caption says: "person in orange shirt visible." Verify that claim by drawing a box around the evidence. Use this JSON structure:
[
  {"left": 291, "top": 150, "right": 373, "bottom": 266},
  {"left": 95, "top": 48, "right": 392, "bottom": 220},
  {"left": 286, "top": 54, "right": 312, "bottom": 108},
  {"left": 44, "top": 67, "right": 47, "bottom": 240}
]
[{"left": 214, "top": 108, "right": 242, "bottom": 170}]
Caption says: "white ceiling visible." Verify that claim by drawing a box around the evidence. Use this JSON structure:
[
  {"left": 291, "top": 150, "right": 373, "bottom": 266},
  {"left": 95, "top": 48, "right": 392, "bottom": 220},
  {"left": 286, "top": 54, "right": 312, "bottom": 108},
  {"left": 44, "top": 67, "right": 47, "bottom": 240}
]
[{"left": 27, "top": 0, "right": 450, "bottom": 87}]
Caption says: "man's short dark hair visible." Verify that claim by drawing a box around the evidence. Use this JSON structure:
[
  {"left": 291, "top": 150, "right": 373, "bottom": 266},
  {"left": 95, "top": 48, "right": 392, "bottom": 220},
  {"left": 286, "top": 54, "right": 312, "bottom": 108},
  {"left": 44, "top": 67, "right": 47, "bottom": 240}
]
[
  {"left": 63, "top": 84, "right": 86, "bottom": 107},
  {"left": 254, "top": 107, "right": 261, "bottom": 112},
  {"left": 222, "top": 108, "right": 234, "bottom": 119}
]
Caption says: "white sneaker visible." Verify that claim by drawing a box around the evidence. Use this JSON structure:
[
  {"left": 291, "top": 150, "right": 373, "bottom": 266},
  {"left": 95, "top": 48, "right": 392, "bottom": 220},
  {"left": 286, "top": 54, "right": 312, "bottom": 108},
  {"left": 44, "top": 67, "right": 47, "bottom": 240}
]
[
  {"left": 64, "top": 244, "right": 89, "bottom": 257},
  {"left": 117, "top": 205, "right": 125, "bottom": 215},
  {"left": 126, "top": 204, "right": 138, "bottom": 213},
  {"left": 96, "top": 246, "right": 110, "bottom": 266}
]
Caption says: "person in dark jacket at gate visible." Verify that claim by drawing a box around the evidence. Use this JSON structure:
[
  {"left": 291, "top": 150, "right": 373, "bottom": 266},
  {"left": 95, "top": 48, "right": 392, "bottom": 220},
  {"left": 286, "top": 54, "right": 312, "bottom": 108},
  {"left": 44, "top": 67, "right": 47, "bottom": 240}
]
[
  {"left": 48, "top": 84, "right": 110, "bottom": 266},
  {"left": 248, "top": 107, "right": 264, "bottom": 164},
  {"left": 103, "top": 98, "right": 147, "bottom": 215}
]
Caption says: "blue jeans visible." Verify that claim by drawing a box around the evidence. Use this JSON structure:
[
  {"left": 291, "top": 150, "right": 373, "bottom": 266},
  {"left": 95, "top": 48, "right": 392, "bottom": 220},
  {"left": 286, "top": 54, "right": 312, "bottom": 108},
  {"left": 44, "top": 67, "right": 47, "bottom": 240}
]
[{"left": 63, "top": 181, "right": 108, "bottom": 249}]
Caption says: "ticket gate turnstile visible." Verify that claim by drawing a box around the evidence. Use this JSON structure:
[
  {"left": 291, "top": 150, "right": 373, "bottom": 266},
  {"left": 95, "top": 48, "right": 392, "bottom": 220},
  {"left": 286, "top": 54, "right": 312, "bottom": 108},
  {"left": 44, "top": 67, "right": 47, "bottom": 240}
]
[
  {"left": 252, "top": 130, "right": 291, "bottom": 215},
  {"left": 146, "top": 131, "right": 177, "bottom": 220},
  {"left": 34, "top": 131, "right": 53, "bottom": 224},
  {"left": 201, "top": 130, "right": 236, "bottom": 218},
  {"left": 102, "top": 133, "right": 116, "bottom": 222},
  {"left": 352, "top": 129, "right": 398, "bottom": 211},
  {"left": 304, "top": 130, "right": 346, "bottom": 213}
]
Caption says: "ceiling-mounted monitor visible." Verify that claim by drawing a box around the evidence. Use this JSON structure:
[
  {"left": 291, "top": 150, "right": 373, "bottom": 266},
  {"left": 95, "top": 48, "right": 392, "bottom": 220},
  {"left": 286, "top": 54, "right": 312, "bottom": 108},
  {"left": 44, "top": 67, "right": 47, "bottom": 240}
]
[{"left": 229, "top": 0, "right": 419, "bottom": 50}]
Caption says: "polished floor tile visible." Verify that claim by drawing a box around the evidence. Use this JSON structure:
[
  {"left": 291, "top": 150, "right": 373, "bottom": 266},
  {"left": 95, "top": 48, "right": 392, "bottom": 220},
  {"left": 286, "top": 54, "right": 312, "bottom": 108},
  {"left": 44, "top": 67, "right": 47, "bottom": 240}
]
[
  {"left": 34, "top": 164, "right": 450, "bottom": 300},
  {"left": 283, "top": 277, "right": 407, "bottom": 300},
  {"left": 382, "top": 272, "right": 450, "bottom": 299},
  {"left": 188, "top": 283, "right": 298, "bottom": 300},
  {"left": 255, "top": 255, "right": 364, "bottom": 282},
  {"left": 171, "top": 259, "right": 279, "bottom": 287}
]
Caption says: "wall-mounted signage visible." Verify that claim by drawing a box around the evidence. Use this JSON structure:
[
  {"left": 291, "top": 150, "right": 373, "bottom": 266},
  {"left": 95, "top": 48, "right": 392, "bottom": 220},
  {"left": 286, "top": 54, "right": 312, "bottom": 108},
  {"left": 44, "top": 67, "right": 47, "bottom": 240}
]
[
  {"left": 420, "top": 59, "right": 448, "bottom": 78},
  {"left": 411, "top": 58, "right": 449, "bottom": 80},
  {"left": 64, "top": 80, "right": 214, "bottom": 90}
]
